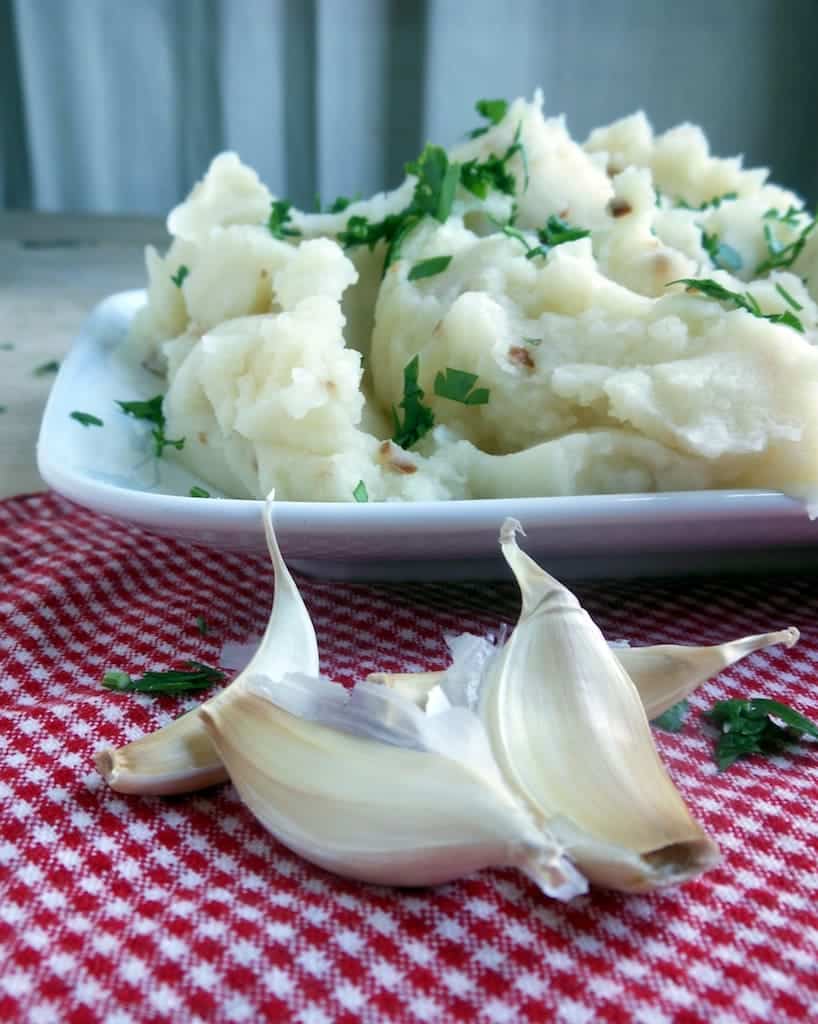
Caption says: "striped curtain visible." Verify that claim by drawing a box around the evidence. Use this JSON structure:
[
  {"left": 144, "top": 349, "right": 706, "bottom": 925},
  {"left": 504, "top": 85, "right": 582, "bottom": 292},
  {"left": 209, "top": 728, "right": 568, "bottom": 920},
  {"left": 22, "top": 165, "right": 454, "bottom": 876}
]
[{"left": 2, "top": 0, "right": 817, "bottom": 215}]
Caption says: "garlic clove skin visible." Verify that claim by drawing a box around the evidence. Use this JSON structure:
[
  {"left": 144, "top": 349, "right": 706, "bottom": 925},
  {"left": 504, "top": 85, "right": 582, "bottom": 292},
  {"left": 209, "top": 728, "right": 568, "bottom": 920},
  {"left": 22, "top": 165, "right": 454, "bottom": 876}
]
[
  {"left": 199, "top": 678, "right": 586, "bottom": 898},
  {"left": 368, "top": 630, "right": 799, "bottom": 722},
  {"left": 477, "top": 518, "right": 719, "bottom": 892},
  {"left": 96, "top": 493, "right": 318, "bottom": 795}
]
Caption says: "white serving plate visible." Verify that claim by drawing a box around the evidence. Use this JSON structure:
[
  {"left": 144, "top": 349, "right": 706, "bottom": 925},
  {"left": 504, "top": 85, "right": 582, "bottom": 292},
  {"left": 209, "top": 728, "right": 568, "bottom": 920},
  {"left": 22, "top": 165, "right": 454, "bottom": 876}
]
[{"left": 36, "top": 291, "right": 818, "bottom": 580}]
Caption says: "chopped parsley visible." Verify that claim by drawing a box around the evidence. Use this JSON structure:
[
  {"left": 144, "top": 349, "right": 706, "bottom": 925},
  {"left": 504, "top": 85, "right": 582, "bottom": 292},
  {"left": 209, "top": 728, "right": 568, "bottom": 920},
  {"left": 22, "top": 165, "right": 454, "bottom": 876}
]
[
  {"left": 408, "top": 255, "right": 452, "bottom": 281},
  {"left": 352, "top": 480, "right": 369, "bottom": 503},
  {"left": 0, "top": 406, "right": 7, "bottom": 414},
  {"left": 70, "top": 411, "right": 103, "bottom": 427},
  {"left": 668, "top": 278, "right": 804, "bottom": 333},
  {"left": 116, "top": 395, "right": 186, "bottom": 457},
  {"left": 468, "top": 98, "right": 509, "bottom": 138},
  {"left": 196, "top": 615, "right": 209, "bottom": 636},
  {"left": 706, "top": 697, "right": 818, "bottom": 771},
  {"left": 102, "top": 661, "right": 225, "bottom": 695},
  {"left": 33, "top": 360, "right": 59, "bottom": 377},
  {"left": 267, "top": 200, "right": 301, "bottom": 239},
  {"left": 434, "top": 368, "right": 490, "bottom": 406},
  {"left": 391, "top": 355, "right": 435, "bottom": 450},
  {"left": 328, "top": 195, "right": 353, "bottom": 213},
  {"left": 0, "top": 342, "right": 14, "bottom": 351},
  {"left": 499, "top": 213, "right": 590, "bottom": 260},
  {"left": 701, "top": 231, "right": 742, "bottom": 273},
  {"left": 652, "top": 700, "right": 690, "bottom": 733},
  {"left": 189, "top": 486, "right": 210, "bottom": 498},
  {"left": 338, "top": 144, "right": 459, "bottom": 274},
  {"left": 764, "top": 206, "right": 805, "bottom": 227},
  {"left": 406, "top": 145, "right": 460, "bottom": 223},
  {"left": 337, "top": 116, "right": 530, "bottom": 275},
  {"left": 460, "top": 121, "right": 528, "bottom": 199},
  {"left": 675, "top": 192, "right": 737, "bottom": 210},
  {"left": 170, "top": 265, "right": 189, "bottom": 288},
  {"left": 775, "top": 282, "right": 803, "bottom": 311},
  {"left": 756, "top": 209, "right": 816, "bottom": 275}
]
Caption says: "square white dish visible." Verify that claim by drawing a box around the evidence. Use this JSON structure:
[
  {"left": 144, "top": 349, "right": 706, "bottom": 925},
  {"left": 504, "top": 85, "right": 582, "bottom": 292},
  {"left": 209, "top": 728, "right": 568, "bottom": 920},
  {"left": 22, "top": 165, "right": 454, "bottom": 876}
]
[{"left": 36, "top": 291, "right": 818, "bottom": 580}]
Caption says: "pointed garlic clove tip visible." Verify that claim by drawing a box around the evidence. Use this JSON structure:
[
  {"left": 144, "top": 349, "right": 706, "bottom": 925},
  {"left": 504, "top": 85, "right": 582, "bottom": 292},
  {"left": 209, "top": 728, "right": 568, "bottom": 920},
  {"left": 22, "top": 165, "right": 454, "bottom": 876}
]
[{"left": 500, "top": 516, "right": 526, "bottom": 544}]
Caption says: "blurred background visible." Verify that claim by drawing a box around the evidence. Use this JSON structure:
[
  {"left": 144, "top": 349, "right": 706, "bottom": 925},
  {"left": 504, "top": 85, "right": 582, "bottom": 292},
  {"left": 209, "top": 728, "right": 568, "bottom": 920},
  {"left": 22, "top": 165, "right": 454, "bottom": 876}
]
[{"left": 2, "top": 0, "right": 818, "bottom": 216}]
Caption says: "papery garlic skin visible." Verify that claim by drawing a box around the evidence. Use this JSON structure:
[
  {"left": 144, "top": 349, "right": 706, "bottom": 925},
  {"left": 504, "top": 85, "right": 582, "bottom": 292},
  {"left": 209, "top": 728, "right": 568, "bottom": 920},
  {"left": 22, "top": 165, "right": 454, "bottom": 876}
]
[
  {"left": 474, "top": 519, "right": 719, "bottom": 892},
  {"left": 200, "top": 674, "right": 586, "bottom": 898},
  {"left": 95, "top": 495, "right": 318, "bottom": 795}
]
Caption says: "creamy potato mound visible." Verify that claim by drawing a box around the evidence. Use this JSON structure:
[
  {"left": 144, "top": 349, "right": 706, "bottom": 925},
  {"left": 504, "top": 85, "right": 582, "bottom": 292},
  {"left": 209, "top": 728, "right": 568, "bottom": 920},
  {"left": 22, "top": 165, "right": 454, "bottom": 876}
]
[{"left": 127, "top": 93, "right": 818, "bottom": 503}]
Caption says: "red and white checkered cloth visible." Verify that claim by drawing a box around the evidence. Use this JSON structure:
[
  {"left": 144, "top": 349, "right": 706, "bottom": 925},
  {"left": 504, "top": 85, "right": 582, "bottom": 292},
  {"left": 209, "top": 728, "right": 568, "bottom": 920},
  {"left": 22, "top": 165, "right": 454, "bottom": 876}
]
[{"left": 1, "top": 491, "right": 817, "bottom": 1023}]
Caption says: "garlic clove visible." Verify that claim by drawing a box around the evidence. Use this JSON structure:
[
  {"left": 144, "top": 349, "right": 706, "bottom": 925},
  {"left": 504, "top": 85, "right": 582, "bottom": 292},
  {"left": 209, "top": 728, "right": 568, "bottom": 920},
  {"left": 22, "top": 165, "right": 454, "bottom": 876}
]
[
  {"left": 200, "top": 672, "right": 587, "bottom": 897},
  {"left": 95, "top": 493, "right": 318, "bottom": 795},
  {"left": 94, "top": 711, "right": 228, "bottom": 795},
  {"left": 476, "top": 518, "right": 719, "bottom": 892},
  {"left": 616, "top": 628, "right": 799, "bottom": 719},
  {"left": 368, "top": 628, "right": 799, "bottom": 722}
]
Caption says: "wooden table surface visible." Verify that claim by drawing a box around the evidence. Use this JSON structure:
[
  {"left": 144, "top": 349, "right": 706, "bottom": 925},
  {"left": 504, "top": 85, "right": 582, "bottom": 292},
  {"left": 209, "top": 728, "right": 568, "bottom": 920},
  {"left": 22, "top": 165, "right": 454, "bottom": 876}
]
[{"left": 0, "top": 211, "right": 167, "bottom": 499}]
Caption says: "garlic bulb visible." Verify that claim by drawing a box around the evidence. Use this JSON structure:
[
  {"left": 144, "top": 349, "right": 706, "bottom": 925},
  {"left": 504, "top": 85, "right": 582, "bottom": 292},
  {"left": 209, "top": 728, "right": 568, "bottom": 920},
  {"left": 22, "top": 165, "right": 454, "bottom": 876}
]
[
  {"left": 368, "top": 629, "right": 799, "bottom": 721},
  {"left": 95, "top": 494, "right": 318, "bottom": 794},
  {"left": 200, "top": 672, "right": 585, "bottom": 897}
]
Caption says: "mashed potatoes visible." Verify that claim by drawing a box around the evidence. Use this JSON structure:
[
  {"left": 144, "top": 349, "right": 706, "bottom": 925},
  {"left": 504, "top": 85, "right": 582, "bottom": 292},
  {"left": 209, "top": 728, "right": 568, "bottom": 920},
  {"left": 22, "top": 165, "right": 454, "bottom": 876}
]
[{"left": 127, "top": 93, "right": 818, "bottom": 504}]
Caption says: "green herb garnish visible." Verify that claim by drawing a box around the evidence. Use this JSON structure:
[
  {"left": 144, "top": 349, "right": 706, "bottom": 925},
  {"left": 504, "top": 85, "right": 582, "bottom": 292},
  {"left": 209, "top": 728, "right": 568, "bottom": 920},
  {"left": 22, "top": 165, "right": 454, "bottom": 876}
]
[
  {"left": 328, "top": 196, "right": 353, "bottom": 213},
  {"left": 117, "top": 395, "right": 185, "bottom": 457},
  {"left": 756, "top": 208, "right": 816, "bottom": 275},
  {"left": 675, "top": 192, "right": 738, "bottom": 211},
  {"left": 434, "top": 368, "right": 490, "bottom": 406},
  {"left": 406, "top": 145, "right": 460, "bottom": 223},
  {"left": 460, "top": 121, "right": 528, "bottom": 199},
  {"left": 352, "top": 480, "right": 369, "bottom": 503},
  {"left": 701, "top": 231, "right": 742, "bottom": 273},
  {"left": 774, "top": 282, "right": 803, "bottom": 311},
  {"left": 0, "top": 405, "right": 7, "bottom": 414},
  {"left": 102, "top": 661, "right": 225, "bottom": 695},
  {"left": 668, "top": 278, "right": 804, "bottom": 332},
  {"left": 652, "top": 700, "right": 690, "bottom": 733},
  {"left": 0, "top": 342, "right": 14, "bottom": 351},
  {"left": 267, "top": 200, "right": 301, "bottom": 240},
  {"left": 468, "top": 98, "right": 509, "bottom": 138},
  {"left": 338, "top": 144, "right": 459, "bottom": 273},
  {"left": 189, "top": 486, "right": 210, "bottom": 498},
  {"left": 196, "top": 616, "right": 209, "bottom": 636},
  {"left": 536, "top": 215, "right": 590, "bottom": 248},
  {"left": 498, "top": 213, "right": 590, "bottom": 260},
  {"left": 33, "top": 360, "right": 59, "bottom": 377},
  {"left": 70, "top": 411, "right": 103, "bottom": 427},
  {"left": 170, "top": 265, "right": 189, "bottom": 288},
  {"left": 764, "top": 206, "right": 806, "bottom": 227},
  {"left": 408, "top": 255, "right": 452, "bottom": 281},
  {"left": 391, "top": 355, "right": 435, "bottom": 450},
  {"left": 706, "top": 697, "right": 818, "bottom": 771}
]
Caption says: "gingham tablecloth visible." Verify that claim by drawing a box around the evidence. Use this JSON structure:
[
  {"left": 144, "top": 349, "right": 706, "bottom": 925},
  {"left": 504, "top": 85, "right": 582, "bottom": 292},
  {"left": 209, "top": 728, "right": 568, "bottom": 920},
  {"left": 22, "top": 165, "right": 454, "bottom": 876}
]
[{"left": 1, "top": 492, "right": 817, "bottom": 1024}]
